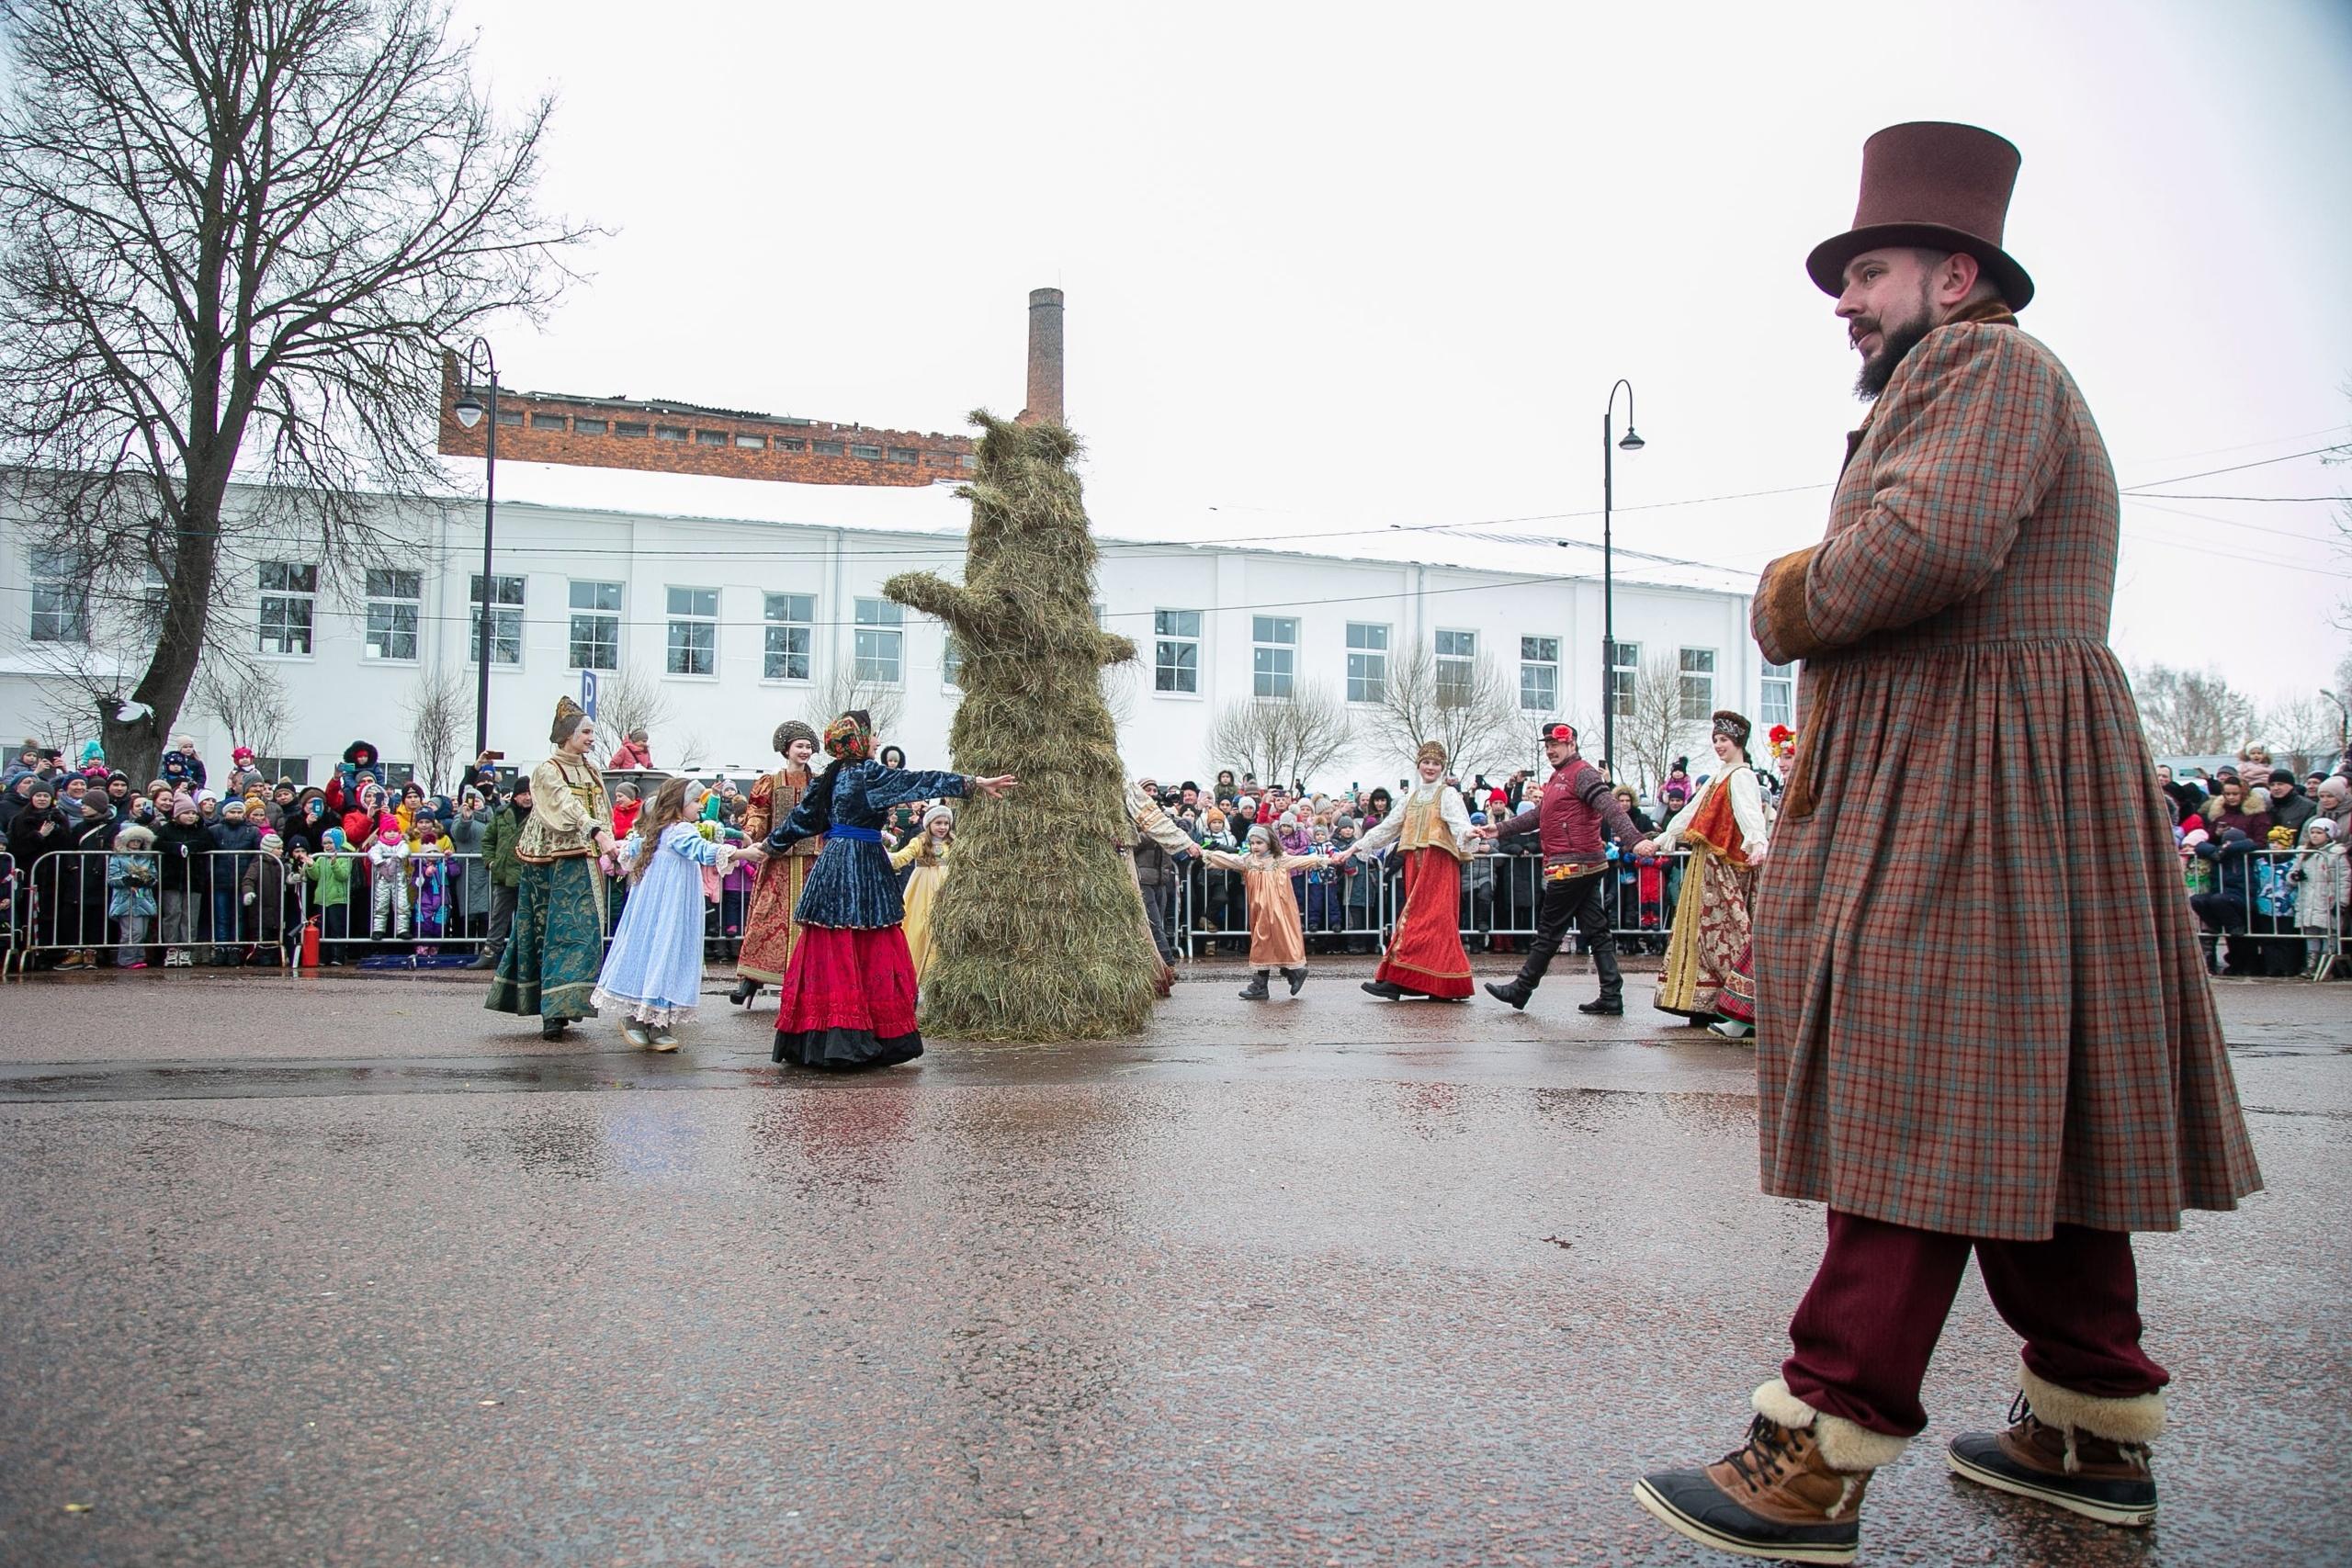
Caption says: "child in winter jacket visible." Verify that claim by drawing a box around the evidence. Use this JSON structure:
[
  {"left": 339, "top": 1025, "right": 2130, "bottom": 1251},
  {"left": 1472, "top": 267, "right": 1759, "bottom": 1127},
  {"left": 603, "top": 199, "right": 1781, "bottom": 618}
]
[
  {"left": 367, "top": 812, "right": 411, "bottom": 939},
  {"left": 2289, "top": 818, "right": 2347, "bottom": 976},
  {"left": 300, "top": 827, "right": 356, "bottom": 964},
  {"left": 107, "top": 822, "right": 159, "bottom": 968},
  {"left": 240, "top": 832, "right": 294, "bottom": 965},
  {"left": 410, "top": 829, "right": 450, "bottom": 949}
]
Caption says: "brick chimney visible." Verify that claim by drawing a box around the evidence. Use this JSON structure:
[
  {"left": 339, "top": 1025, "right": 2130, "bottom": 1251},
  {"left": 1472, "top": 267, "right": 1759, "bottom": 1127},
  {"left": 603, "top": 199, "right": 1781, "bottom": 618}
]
[{"left": 1023, "top": 287, "right": 1065, "bottom": 424}]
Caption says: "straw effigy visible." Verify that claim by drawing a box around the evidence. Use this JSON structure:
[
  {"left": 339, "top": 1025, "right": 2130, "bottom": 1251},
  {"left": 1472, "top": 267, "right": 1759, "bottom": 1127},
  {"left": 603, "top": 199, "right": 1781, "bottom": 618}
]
[{"left": 883, "top": 411, "right": 1160, "bottom": 1041}]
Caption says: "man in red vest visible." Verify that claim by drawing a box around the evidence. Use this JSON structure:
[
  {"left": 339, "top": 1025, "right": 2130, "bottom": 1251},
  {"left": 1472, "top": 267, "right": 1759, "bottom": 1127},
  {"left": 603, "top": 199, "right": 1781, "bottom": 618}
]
[{"left": 1476, "top": 723, "right": 1644, "bottom": 1015}]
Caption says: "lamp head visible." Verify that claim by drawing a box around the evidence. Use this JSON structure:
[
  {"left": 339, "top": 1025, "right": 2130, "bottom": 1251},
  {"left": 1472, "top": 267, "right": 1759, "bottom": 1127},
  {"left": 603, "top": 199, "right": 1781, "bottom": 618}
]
[
  {"left": 453, "top": 392, "right": 483, "bottom": 430},
  {"left": 1617, "top": 426, "right": 1645, "bottom": 452}
]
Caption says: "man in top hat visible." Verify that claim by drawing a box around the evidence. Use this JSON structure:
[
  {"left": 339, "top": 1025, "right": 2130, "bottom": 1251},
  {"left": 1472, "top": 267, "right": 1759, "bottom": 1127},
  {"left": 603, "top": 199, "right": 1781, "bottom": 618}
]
[
  {"left": 1474, "top": 722, "right": 1644, "bottom": 1015},
  {"left": 1631, "top": 123, "right": 2262, "bottom": 1564}
]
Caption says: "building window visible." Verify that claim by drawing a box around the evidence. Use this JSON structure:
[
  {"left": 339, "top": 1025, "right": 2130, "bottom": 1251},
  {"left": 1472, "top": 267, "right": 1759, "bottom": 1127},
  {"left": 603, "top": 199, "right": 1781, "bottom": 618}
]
[
  {"left": 613, "top": 421, "right": 647, "bottom": 438},
  {"left": 1520, "top": 635, "right": 1559, "bottom": 712},
  {"left": 942, "top": 632, "right": 964, "bottom": 690},
  {"left": 1608, "top": 639, "right": 1640, "bottom": 717},
  {"left": 1435, "top": 628, "right": 1476, "bottom": 702},
  {"left": 1761, "top": 659, "right": 1796, "bottom": 728},
  {"left": 469, "top": 574, "right": 525, "bottom": 668},
  {"left": 695, "top": 429, "right": 728, "bottom": 446},
  {"left": 1251, "top": 615, "right": 1297, "bottom": 698},
  {"left": 1345, "top": 622, "right": 1388, "bottom": 703},
  {"left": 958, "top": 454, "right": 978, "bottom": 469},
  {"left": 253, "top": 756, "right": 311, "bottom": 786},
  {"left": 1154, "top": 609, "right": 1201, "bottom": 694},
  {"left": 763, "top": 592, "right": 813, "bottom": 681},
  {"left": 888, "top": 446, "right": 919, "bottom": 465},
  {"left": 530, "top": 412, "right": 566, "bottom": 432},
  {"left": 734, "top": 433, "right": 767, "bottom": 450},
  {"left": 257, "top": 561, "right": 318, "bottom": 656},
  {"left": 27, "top": 544, "right": 88, "bottom": 643},
  {"left": 776, "top": 437, "right": 807, "bottom": 453},
  {"left": 363, "top": 569, "right": 422, "bottom": 661},
  {"left": 568, "top": 580, "right": 621, "bottom": 670},
  {"left": 495, "top": 406, "right": 522, "bottom": 427},
  {"left": 574, "top": 417, "right": 607, "bottom": 436},
  {"left": 854, "top": 597, "right": 904, "bottom": 683},
  {"left": 850, "top": 443, "right": 882, "bottom": 460},
  {"left": 655, "top": 424, "right": 688, "bottom": 443},
  {"left": 1679, "top": 647, "right": 1716, "bottom": 720},
  {"left": 666, "top": 586, "right": 718, "bottom": 676},
  {"left": 813, "top": 439, "right": 844, "bottom": 457}
]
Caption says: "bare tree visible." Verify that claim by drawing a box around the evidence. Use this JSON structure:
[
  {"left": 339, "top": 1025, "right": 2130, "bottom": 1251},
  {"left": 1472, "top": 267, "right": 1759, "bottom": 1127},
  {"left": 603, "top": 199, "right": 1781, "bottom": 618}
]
[
  {"left": 401, "top": 666, "right": 466, "bottom": 793},
  {"left": 191, "top": 657, "right": 291, "bottom": 761},
  {"left": 809, "top": 662, "right": 906, "bottom": 739},
  {"left": 1207, "top": 682, "right": 1354, "bottom": 792},
  {"left": 1363, "top": 644, "right": 1521, "bottom": 780},
  {"left": 2130, "top": 663, "right": 2258, "bottom": 755},
  {"left": 0, "top": 0, "right": 592, "bottom": 783},
  {"left": 2263, "top": 694, "right": 2341, "bottom": 775},
  {"left": 591, "top": 662, "right": 675, "bottom": 765},
  {"left": 1617, "top": 652, "right": 1699, "bottom": 794}
]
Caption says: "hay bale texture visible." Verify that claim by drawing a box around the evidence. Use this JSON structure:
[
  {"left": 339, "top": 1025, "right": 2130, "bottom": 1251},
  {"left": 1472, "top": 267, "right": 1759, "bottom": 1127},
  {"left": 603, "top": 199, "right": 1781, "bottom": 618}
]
[{"left": 882, "top": 411, "right": 1159, "bottom": 1041}]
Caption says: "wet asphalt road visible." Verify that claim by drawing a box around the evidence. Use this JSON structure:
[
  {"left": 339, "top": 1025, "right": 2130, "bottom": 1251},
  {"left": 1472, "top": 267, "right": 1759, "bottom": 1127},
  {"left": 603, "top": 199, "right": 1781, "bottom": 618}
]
[{"left": 2, "top": 965, "right": 2346, "bottom": 1567}]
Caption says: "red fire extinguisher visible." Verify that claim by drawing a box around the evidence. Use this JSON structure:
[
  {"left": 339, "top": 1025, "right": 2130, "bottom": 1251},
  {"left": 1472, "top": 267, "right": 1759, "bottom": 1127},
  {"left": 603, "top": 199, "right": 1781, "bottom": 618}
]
[{"left": 300, "top": 919, "right": 322, "bottom": 971}]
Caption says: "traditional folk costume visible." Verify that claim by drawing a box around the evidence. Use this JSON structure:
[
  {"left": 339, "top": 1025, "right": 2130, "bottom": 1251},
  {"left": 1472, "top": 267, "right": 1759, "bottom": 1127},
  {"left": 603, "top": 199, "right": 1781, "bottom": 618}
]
[
  {"left": 765, "top": 712, "right": 972, "bottom": 1071},
  {"left": 1636, "top": 122, "right": 2263, "bottom": 1565},
  {"left": 1650, "top": 713, "right": 1769, "bottom": 1028},
  {"left": 889, "top": 805, "right": 954, "bottom": 982},
  {"left": 733, "top": 720, "right": 822, "bottom": 996},
  {"left": 1200, "top": 829, "right": 1332, "bottom": 998},
  {"left": 1357, "top": 741, "right": 1476, "bottom": 1001},
  {"left": 1483, "top": 724, "right": 1645, "bottom": 1015},
  {"left": 592, "top": 821, "right": 736, "bottom": 1044},
  {"left": 484, "top": 698, "right": 612, "bottom": 1036}
]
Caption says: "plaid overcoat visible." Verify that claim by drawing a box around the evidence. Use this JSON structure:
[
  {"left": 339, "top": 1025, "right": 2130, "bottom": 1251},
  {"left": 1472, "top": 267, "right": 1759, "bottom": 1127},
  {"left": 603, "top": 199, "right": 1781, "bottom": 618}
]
[{"left": 1750, "top": 311, "right": 2261, "bottom": 1240}]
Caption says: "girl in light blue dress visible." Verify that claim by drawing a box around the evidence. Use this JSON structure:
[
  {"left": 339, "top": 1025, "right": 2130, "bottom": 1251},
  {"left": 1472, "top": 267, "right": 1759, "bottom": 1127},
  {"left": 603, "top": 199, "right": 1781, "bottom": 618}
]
[{"left": 592, "top": 778, "right": 741, "bottom": 1050}]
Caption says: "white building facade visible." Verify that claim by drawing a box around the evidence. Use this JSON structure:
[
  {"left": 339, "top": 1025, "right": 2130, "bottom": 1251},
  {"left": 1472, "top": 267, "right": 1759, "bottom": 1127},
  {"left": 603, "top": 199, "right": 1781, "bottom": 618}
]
[{"left": 1, "top": 461, "right": 1791, "bottom": 794}]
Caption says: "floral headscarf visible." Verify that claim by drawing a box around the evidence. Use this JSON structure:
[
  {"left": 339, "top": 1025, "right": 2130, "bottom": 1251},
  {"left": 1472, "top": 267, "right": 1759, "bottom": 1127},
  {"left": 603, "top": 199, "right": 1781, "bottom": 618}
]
[{"left": 822, "top": 711, "right": 874, "bottom": 762}]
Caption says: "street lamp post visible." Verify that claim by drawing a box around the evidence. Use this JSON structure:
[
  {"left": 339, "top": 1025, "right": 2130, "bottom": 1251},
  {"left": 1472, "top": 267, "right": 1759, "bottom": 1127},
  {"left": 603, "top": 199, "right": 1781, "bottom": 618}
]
[
  {"left": 2322, "top": 688, "right": 2348, "bottom": 752},
  {"left": 450, "top": 339, "right": 499, "bottom": 760},
  {"left": 1600, "top": 379, "right": 1644, "bottom": 778}
]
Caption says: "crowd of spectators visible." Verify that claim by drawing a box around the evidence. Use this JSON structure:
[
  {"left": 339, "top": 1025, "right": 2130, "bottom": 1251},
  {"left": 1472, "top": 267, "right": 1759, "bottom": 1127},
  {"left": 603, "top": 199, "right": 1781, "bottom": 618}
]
[{"left": 6, "top": 728, "right": 2347, "bottom": 979}]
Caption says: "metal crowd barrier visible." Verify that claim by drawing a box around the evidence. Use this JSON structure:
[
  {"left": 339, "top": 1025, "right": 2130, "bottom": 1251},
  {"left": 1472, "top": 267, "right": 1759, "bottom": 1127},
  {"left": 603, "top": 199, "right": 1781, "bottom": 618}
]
[
  {"left": 2185, "top": 845, "right": 2346, "bottom": 981},
  {"left": 1168, "top": 846, "right": 1699, "bottom": 959}
]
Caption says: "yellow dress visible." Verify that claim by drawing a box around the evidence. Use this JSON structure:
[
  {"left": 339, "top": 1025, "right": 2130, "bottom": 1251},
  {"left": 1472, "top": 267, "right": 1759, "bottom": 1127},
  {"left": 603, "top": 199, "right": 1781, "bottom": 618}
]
[{"left": 890, "top": 837, "right": 952, "bottom": 980}]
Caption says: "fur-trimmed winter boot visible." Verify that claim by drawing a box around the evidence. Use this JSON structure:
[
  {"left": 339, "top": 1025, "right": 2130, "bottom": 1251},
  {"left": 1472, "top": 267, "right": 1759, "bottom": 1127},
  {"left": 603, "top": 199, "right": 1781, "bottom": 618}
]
[
  {"left": 1945, "top": 1359, "right": 2162, "bottom": 1527},
  {"left": 1634, "top": 1379, "right": 1907, "bottom": 1565}
]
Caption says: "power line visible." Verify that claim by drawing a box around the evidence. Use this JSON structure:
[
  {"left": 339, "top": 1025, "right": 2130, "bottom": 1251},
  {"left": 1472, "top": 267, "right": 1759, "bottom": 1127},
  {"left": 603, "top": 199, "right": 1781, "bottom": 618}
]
[{"left": 2120, "top": 445, "right": 2346, "bottom": 492}]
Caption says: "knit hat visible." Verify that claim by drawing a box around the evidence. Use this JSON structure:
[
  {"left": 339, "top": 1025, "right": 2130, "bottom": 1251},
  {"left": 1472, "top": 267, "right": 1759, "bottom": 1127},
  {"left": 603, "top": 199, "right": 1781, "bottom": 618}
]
[
  {"left": 260, "top": 832, "right": 283, "bottom": 853},
  {"left": 323, "top": 827, "right": 347, "bottom": 850},
  {"left": 172, "top": 791, "right": 198, "bottom": 818},
  {"left": 377, "top": 812, "right": 400, "bottom": 836},
  {"left": 222, "top": 799, "right": 245, "bottom": 818},
  {"left": 2304, "top": 819, "right": 2336, "bottom": 844},
  {"left": 922, "top": 803, "right": 955, "bottom": 830}
]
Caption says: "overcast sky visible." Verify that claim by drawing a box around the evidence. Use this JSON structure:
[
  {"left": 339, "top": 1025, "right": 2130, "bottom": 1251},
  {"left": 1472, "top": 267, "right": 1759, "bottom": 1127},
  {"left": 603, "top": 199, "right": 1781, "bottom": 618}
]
[{"left": 452, "top": 0, "right": 2352, "bottom": 715}]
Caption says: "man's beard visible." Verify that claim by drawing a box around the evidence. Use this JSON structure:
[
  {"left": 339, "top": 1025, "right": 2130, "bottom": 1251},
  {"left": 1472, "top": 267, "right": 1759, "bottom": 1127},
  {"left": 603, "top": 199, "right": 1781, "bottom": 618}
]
[{"left": 1852, "top": 296, "right": 1936, "bottom": 400}]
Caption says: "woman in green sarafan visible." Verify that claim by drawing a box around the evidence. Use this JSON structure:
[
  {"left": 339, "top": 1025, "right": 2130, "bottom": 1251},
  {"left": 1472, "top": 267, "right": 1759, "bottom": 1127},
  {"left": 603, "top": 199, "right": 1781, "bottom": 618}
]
[{"left": 485, "top": 695, "right": 618, "bottom": 1040}]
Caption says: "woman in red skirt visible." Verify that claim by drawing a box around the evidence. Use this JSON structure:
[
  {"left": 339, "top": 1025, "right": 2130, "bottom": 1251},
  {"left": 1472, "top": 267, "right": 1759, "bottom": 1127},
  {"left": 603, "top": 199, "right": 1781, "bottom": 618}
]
[
  {"left": 743, "top": 711, "right": 1015, "bottom": 1070},
  {"left": 1352, "top": 739, "right": 1476, "bottom": 1001}
]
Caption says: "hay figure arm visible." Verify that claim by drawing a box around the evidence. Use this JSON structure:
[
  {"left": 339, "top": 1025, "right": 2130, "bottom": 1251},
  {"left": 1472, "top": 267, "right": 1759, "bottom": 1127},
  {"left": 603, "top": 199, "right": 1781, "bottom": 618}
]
[
  {"left": 1091, "top": 628, "right": 1136, "bottom": 668},
  {"left": 883, "top": 571, "right": 988, "bottom": 638}
]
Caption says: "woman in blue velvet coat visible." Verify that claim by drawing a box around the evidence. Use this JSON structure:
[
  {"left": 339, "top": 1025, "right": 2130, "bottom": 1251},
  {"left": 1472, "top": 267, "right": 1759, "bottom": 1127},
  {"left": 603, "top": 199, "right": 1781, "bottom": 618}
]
[{"left": 750, "top": 711, "right": 1015, "bottom": 1069}]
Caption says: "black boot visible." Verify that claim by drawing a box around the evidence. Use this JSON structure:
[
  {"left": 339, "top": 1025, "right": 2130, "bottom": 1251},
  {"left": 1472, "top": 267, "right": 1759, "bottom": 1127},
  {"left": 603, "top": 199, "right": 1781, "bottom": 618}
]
[
  {"left": 729, "top": 977, "right": 759, "bottom": 1006},
  {"left": 1485, "top": 977, "right": 1533, "bottom": 1010},
  {"left": 1578, "top": 994, "right": 1624, "bottom": 1016},
  {"left": 540, "top": 1017, "right": 570, "bottom": 1041},
  {"left": 1238, "top": 971, "right": 1271, "bottom": 1001},
  {"left": 1283, "top": 967, "right": 1306, "bottom": 996},
  {"left": 1362, "top": 979, "right": 1406, "bottom": 1000}
]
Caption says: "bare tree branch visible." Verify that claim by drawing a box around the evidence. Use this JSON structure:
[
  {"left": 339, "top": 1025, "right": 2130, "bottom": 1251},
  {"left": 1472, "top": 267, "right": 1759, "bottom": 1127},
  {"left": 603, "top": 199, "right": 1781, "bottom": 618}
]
[
  {"left": 1617, "top": 651, "right": 1698, "bottom": 794},
  {"left": 0, "top": 0, "right": 594, "bottom": 781},
  {"left": 590, "top": 662, "right": 675, "bottom": 765},
  {"left": 400, "top": 663, "right": 464, "bottom": 793},
  {"left": 1363, "top": 644, "right": 1521, "bottom": 782},
  {"left": 1207, "top": 682, "right": 1353, "bottom": 792},
  {"left": 2129, "top": 662, "right": 2258, "bottom": 755},
  {"left": 808, "top": 663, "right": 905, "bottom": 740},
  {"left": 192, "top": 654, "right": 290, "bottom": 760}
]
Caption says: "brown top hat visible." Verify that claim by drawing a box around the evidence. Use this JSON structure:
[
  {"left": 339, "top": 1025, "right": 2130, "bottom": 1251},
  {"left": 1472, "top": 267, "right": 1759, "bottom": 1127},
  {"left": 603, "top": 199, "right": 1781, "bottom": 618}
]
[{"left": 1807, "top": 121, "right": 2033, "bottom": 310}]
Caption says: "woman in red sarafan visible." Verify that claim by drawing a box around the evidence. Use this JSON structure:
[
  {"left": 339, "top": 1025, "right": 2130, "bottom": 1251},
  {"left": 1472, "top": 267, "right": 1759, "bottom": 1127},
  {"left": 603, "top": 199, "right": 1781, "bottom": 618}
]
[{"left": 1352, "top": 739, "right": 1476, "bottom": 1001}]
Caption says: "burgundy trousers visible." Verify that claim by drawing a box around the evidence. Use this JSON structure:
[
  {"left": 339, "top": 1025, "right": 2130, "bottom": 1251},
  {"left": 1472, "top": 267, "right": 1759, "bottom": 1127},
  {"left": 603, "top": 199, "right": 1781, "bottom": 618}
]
[{"left": 1781, "top": 1210, "right": 2170, "bottom": 1438}]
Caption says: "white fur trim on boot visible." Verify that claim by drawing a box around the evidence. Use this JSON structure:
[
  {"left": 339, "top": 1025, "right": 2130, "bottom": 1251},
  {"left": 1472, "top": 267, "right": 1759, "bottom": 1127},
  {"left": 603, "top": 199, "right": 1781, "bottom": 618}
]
[
  {"left": 1752, "top": 1378, "right": 1911, "bottom": 1472},
  {"left": 2018, "top": 1358, "right": 2166, "bottom": 1446}
]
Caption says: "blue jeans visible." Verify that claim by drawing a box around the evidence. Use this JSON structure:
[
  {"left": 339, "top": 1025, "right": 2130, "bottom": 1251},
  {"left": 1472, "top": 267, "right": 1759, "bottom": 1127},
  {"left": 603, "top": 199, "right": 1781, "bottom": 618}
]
[{"left": 211, "top": 888, "right": 243, "bottom": 954}]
